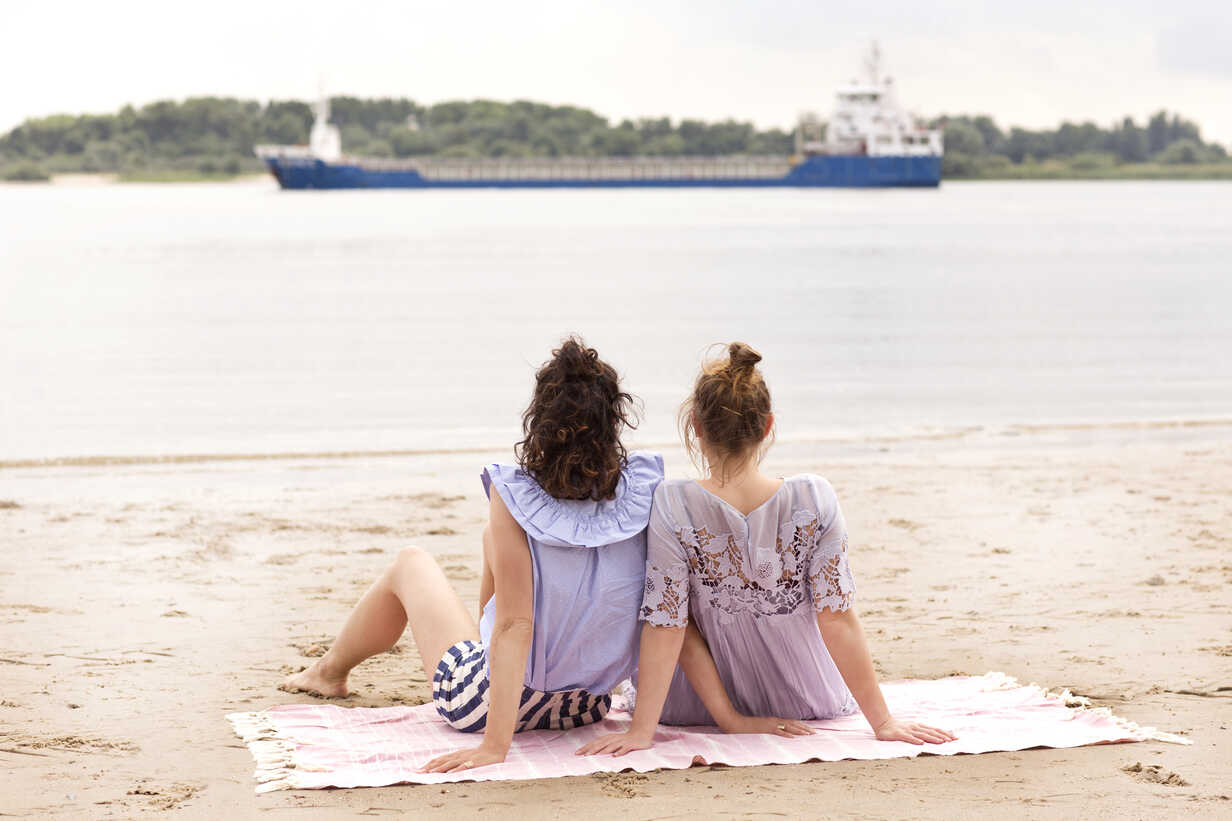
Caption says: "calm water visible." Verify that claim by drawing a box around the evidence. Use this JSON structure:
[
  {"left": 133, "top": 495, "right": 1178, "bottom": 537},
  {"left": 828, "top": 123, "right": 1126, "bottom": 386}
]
[{"left": 2, "top": 180, "right": 1230, "bottom": 462}]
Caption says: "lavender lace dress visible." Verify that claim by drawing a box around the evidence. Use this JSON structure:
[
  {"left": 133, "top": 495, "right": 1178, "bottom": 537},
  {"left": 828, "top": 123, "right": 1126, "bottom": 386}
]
[{"left": 640, "top": 475, "right": 859, "bottom": 725}]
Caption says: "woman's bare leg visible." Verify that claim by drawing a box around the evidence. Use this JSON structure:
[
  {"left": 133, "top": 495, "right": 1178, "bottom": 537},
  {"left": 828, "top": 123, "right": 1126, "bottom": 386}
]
[{"left": 281, "top": 546, "right": 479, "bottom": 697}]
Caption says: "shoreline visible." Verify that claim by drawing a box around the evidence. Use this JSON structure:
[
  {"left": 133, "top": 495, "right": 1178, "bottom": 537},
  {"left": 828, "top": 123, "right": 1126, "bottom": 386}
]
[{"left": 5, "top": 413, "right": 1231, "bottom": 472}]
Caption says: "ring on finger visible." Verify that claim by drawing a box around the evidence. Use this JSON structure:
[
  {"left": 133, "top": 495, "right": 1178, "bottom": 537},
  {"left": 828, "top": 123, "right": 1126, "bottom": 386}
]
[{"left": 463, "top": 760, "right": 474, "bottom": 768}]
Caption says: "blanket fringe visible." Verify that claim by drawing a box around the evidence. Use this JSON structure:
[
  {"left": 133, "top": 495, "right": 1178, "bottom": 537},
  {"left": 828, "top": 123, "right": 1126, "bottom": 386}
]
[
  {"left": 979, "top": 672, "right": 1191, "bottom": 745},
  {"left": 226, "top": 711, "right": 305, "bottom": 792}
]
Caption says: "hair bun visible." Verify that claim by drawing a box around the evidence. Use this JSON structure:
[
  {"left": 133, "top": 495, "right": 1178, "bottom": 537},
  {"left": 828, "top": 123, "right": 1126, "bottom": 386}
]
[
  {"left": 727, "top": 342, "right": 762, "bottom": 375},
  {"left": 680, "top": 341, "right": 772, "bottom": 480}
]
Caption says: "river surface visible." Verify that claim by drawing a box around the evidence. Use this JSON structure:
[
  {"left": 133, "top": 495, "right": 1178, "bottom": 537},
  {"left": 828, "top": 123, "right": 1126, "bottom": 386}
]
[{"left": 2, "top": 179, "right": 1229, "bottom": 462}]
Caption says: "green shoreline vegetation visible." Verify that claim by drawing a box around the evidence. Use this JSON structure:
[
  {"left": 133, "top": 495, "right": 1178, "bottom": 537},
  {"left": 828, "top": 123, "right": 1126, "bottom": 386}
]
[{"left": 1, "top": 97, "right": 1228, "bottom": 183}]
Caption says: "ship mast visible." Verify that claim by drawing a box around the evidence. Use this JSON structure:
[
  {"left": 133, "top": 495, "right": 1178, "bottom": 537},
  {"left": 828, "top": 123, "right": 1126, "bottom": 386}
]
[
  {"left": 313, "top": 78, "right": 330, "bottom": 129},
  {"left": 308, "top": 82, "right": 342, "bottom": 161},
  {"left": 863, "top": 41, "right": 883, "bottom": 86}
]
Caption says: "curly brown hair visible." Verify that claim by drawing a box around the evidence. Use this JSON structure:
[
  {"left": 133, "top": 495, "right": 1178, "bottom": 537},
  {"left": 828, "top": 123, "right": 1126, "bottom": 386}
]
[
  {"left": 679, "top": 341, "right": 773, "bottom": 481},
  {"left": 516, "top": 336, "right": 637, "bottom": 501}
]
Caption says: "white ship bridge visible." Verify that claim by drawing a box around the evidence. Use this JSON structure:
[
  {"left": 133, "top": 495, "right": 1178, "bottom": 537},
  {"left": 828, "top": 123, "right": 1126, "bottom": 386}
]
[{"left": 797, "top": 44, "right": 943, "bottom": 158}]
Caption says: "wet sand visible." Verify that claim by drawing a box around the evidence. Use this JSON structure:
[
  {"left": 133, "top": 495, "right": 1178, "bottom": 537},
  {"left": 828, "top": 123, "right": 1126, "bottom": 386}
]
[{"left": 1, "top": 431, "right": 1229, "bottom": 819}]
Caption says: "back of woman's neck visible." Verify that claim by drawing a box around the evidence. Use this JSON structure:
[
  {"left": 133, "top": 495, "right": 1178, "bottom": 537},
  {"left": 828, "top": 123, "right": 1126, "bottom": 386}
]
[{"left": 697, "top": 466, "right": 782, "bottom": 515}]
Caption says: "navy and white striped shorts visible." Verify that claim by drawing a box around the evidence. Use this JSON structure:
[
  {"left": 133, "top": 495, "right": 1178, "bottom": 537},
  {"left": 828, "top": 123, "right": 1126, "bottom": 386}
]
[{"left": 431, "top": 640, "right": 611, "bottom": 733}]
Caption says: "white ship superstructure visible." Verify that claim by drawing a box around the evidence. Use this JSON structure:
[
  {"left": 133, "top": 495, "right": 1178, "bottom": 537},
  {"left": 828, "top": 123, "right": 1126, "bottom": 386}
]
[
  {"left": 796, "top": 43, "right": 943, "bottom": 158},
  {"left": 256, "top": 97, "right": 340, "bottom": 163}
]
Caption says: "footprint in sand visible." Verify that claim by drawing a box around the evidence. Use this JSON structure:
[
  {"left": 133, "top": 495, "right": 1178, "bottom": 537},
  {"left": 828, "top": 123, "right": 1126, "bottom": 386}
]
[
  {"left": 290, "top": 641, "right": 331, "bottom": 657},
  {"left": 352, "top": 524, "right": 394, "bottom": 535},
  {"left": 2, "top": 603, "right": 55, "bottom": 614},
  {"left": 444, "top": 564, "right": 477, "bottom": 581},
  {"left": 412, "top": 493, "right": 467, "bottom": 509},
  {"left": 1121, "top": 762, "right": 1189, "bottom": 787},
  {"left": 122, "top": 782, "right": 203, "bottom": 811},
  {"left": 10, "top": 733, "right": 139, "bottom": 754},
  {"left": 592, "top": 772, "right": 651, "bottom": 798}
]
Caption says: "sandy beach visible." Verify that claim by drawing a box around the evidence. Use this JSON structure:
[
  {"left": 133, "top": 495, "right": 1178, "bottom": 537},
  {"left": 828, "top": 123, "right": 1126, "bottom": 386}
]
[{"left": 2, "top": 427, "right": 1229, "bottom": 819}]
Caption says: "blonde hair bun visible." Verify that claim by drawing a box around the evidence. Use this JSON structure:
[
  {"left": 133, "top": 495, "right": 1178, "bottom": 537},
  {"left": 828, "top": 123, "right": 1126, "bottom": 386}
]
[
  {"left": 679, "top": 342, "right": 773, "bottom": 481},
  {"left": 726, "top": 342, "right": 762, "bottom": 377}
]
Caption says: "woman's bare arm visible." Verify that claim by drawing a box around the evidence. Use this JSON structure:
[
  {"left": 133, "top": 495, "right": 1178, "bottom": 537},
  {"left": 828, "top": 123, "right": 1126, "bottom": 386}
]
[
  {"left": 479, "top": 491, "right": 535, "bottom": 750},
  {"left": 675, "top": 622, "right": 812, "bottom": 737},
  {"left": 424, "top": 491, "right": 534, "bottom": 771},
  {"left": 575, "top": 622, "right": 684, "bottom": 756},
  {"left": 817, "top": 607, "right": 955, "bottom": 744}
]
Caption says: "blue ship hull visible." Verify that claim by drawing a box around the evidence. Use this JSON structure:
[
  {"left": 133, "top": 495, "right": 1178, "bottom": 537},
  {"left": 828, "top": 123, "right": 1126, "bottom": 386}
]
[{"left": 262, "top": 155, "right": 941, "bottom": 190}]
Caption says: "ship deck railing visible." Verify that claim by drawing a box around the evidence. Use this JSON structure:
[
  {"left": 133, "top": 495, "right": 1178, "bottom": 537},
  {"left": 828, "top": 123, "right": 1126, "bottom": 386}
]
[{"left": 352, "top": 155, "right": 796, "bottom": 180}]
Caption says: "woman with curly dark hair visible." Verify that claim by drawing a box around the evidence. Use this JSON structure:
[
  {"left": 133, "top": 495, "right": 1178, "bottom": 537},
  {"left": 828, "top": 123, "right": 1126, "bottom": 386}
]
[{"left": 282, "top": 337, "right": 663, "bottom": 772}]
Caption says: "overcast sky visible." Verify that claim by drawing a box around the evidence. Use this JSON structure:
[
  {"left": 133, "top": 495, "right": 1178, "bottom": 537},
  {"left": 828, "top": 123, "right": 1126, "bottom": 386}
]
[{"left": 7, "top": 1, "right": 1231, "bottom": 145}]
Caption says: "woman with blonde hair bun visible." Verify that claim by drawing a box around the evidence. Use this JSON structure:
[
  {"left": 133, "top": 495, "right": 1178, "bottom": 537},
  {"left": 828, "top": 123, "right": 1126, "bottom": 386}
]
[{"left": 579, "top": 342, "right": 954, "bottom": 756}]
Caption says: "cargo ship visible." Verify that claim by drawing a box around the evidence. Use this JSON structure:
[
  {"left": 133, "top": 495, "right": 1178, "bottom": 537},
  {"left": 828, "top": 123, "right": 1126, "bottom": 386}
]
[{"left": 256, "top": 47, "right": 942, "bottom": 190}]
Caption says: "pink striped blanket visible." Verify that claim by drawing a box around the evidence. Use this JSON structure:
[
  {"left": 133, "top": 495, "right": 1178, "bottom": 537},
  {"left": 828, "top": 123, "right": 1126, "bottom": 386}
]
[{"left": 227, "top": 673, "right": 1186, "bottom": 792}]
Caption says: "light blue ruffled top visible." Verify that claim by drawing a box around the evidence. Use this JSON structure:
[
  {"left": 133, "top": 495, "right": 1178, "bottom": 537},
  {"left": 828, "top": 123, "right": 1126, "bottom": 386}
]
[{"left": 479, "top": 450, "right": 664, "bottom": 694}]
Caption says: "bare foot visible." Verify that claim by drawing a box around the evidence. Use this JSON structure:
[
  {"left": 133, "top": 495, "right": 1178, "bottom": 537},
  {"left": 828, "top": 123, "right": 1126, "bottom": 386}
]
[{"left": 280, "top": 659, "right": 350, "bottom": 698}]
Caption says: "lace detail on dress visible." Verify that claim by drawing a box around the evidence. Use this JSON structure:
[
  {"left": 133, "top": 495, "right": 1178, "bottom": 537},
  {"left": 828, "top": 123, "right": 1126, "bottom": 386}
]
[
  {"left": 640, "top": 564, "right": 689, "bottom": 627},
  {"left": 638, "top": 481, "right": 856, "bottom": 626},
  {"left": 809, "top": 533, "right": 854, "bottom": 613},
  {"left": 653, "top": 509, "right": 851, "bottom": 620}
]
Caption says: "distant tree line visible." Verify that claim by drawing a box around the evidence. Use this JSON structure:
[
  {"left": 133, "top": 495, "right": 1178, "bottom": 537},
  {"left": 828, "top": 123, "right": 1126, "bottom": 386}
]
[
  {"left": 934, "top": 112, "right": 1228, "bottom": 176},
  {"left": 0, "top": 96, "right": 793, "bottom": 180},
  {"left": 0, "top": 95, "right": 1227, "bottom": 181}
]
